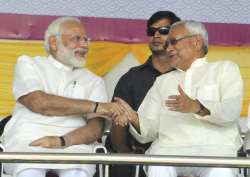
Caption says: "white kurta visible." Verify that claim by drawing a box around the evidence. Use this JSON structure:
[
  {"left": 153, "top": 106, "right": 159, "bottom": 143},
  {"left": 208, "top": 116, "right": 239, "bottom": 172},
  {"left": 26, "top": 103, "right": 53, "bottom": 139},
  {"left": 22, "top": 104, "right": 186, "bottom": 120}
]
[
  {"left": 130, "top": 58, "right": 243, "bottom": 157},
  {"left": 2, "top": 55, "right": 108, "bottom": 176}
]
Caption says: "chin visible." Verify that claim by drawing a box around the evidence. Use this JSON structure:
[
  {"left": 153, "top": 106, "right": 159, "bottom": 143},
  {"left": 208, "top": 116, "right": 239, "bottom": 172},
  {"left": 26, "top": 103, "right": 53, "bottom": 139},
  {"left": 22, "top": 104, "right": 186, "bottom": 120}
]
[
  {"left": 152, "top": 49, "right": 166, "bottom": 56},
  {"left": 70, "top": 57, "right": 86, "bottom": 68}
]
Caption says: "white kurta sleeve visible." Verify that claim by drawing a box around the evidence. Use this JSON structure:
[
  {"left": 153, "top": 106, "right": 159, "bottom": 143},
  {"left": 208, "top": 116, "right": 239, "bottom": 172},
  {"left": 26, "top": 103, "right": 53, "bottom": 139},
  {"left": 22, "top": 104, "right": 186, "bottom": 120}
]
[
  {"left": 196, "top": 61, "right": 243, "bottom": 126},
  {"left": 129, "top": 78, "right": 161, "bottom": 143},
  {"left": 13, "top": 55, "right": 44, "bottom": 100}
]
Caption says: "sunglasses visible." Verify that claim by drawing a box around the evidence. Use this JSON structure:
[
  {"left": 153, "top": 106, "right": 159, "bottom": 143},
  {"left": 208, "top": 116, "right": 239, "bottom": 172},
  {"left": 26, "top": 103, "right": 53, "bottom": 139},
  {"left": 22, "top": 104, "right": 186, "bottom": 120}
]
[
  {"left": 164, "top": 35, "right": 198, "bottom": 48},
  {"left": 146, "top": 26, "right": 170, "bottom": 36}
]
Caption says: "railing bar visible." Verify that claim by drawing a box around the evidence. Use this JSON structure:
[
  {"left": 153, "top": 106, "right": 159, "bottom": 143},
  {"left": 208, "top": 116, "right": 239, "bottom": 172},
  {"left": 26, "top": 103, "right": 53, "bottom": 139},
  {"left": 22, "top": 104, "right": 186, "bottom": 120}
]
[{"left": 0, "top": 152, "right": 250, "bottom": 168}]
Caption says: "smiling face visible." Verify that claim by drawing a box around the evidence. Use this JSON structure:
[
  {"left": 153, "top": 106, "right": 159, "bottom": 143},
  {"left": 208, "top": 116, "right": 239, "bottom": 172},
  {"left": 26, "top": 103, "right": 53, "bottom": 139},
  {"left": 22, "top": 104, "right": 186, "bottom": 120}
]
[
  {"left": 148, "top": 18, "right": 171, "bottom": 56},
  {"left": 166, "top": 25, "right": 202, "bottom": 71},
  {"left": 50, "top": 20, "right": 90, "bottom": 68}
]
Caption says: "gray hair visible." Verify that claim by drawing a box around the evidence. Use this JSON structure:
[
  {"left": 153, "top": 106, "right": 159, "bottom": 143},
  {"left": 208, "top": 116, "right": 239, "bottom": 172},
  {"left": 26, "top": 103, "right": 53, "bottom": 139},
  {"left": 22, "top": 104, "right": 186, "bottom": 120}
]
[
  {"left": 44, "top": 17, "right": 82, "bottom": 53},
  {"left": 171, "top": 20, "right": 208, "bottom": 54}
]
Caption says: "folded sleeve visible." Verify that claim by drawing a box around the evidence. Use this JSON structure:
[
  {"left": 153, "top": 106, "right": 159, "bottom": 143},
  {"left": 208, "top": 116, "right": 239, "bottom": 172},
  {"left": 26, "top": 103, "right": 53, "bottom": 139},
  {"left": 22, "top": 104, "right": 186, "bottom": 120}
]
[{"left": 195, "top": 61, "right": 243, "bottom": 126}]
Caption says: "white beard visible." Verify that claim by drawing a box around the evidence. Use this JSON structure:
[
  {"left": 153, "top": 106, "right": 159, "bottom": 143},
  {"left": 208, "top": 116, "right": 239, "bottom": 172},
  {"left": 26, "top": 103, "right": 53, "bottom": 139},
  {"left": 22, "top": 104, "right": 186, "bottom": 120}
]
[{"left": 56, "top": 41, "right": 87, "bottom": 68}]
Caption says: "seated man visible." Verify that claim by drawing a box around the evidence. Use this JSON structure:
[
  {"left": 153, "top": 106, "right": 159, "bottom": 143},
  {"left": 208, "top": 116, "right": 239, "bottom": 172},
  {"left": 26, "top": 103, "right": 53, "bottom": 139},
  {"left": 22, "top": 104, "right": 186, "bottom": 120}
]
[
  {"left": 1, "top": 17, "right": 123, "bottom": 177},
  {"left": 115, "top": 20, "right": 243, "bottom": 177}
]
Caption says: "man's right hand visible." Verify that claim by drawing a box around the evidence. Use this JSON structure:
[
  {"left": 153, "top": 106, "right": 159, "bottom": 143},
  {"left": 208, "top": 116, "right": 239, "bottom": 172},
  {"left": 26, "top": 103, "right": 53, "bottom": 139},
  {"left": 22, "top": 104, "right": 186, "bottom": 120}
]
[{"left": 30, "top": 136, "right": 63, "bottom": 149}]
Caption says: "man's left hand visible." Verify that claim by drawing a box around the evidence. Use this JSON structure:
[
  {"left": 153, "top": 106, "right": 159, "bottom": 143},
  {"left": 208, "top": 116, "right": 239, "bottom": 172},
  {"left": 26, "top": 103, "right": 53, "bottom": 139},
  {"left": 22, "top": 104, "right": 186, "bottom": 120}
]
[
  {"left": 166, "top": 85, "right": 200, "bottom": 113},
  {"left": 30, "top": 136, "right": 62, "bottom": 148}
]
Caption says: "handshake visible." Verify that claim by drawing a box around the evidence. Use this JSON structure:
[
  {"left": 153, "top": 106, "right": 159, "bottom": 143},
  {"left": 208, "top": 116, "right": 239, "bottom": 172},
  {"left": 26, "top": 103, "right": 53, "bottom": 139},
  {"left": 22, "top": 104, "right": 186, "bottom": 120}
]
[{"left": 98, "top": 97, "right": 139, "bottom": 127}]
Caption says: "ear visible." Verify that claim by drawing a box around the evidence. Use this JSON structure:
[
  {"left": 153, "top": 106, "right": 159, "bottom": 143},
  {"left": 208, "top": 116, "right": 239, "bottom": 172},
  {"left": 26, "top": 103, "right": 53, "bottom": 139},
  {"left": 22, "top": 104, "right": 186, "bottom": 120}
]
[
  {"left": 48, "top": 36, "right": 57, "bottom": 52},
  {"left": 193, "top": 35, "right": 203, "bottom": 52}
]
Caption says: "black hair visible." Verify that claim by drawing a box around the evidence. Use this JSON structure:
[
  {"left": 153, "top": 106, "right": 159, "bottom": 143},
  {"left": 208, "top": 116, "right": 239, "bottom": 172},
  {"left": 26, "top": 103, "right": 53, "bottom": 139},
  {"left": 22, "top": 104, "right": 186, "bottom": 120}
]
[{"left": 147, "top": 11, "right": 181, "bottom": 28}]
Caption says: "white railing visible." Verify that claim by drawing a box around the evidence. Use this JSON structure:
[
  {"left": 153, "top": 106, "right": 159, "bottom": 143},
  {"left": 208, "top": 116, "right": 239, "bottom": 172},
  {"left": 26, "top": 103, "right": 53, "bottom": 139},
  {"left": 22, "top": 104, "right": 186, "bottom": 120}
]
[{"left": 0, "top": 152, "right": 249, "bottom": 168}]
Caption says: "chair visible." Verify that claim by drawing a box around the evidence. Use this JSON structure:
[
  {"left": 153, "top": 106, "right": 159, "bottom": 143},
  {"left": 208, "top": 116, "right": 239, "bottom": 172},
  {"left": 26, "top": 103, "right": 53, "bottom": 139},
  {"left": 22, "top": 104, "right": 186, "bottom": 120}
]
[{"left": 0, "top": 116, "right": 109, "bottom": 177}]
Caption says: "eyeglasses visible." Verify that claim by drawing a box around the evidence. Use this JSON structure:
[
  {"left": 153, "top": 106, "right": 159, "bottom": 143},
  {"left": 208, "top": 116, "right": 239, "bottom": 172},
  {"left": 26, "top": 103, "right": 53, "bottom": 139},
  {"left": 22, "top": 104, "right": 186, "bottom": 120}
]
[
  {"left": 56, "top": 34, "right": 91, "bottom": 44},
  {"left": 146, "top": 26, "right": 170, "bottom": 36},
  {"left": 165, "top": 35, "right": 197, "bottom": 48}
]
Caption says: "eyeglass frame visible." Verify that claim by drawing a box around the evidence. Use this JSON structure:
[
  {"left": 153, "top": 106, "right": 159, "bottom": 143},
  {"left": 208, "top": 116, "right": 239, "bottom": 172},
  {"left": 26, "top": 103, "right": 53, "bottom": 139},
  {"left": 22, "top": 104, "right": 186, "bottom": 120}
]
[
  {"left": 164, "top": 34, "right": 198, "bottom": 48},
  {"left": 146, "top": 26, "right": 170, "bottom": 36},
  {"left": 55, "top": 34, "right": 91, "bottom": 44}
]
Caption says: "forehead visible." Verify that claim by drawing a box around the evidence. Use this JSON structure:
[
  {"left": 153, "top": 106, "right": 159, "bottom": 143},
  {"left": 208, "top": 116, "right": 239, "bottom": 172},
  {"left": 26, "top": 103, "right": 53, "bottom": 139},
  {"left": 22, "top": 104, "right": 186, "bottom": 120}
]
[
  {"left": 168, "top": 25, "right": 189, "bottom": 38},
  {"left": 59, "top": 20, "right": 86, "bottom": 35},
  {"left": 150, "top": 18, "right": 171, "bottom": 28}
]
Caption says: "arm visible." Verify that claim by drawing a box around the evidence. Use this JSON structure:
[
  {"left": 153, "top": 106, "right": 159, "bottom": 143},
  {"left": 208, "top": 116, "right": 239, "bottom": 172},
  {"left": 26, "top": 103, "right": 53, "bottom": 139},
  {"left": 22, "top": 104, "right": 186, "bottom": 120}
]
[
  {"left": 19, "top": 91, "right": 123, "bottom": 117},
  {"left": 166, "top": 62, "right": 242, "bottom": 126},
  {"left": 19, "top": 91, "right": 98, "bottom": 116},
  {"left": 128, "top": 81, "right": 161, "bottom": 144},
  {"left": 197, "top": 62, "right": 243, "bottom": 126},
  {"left": 30, "top": 117, "right": 104, "bottom": 148}
]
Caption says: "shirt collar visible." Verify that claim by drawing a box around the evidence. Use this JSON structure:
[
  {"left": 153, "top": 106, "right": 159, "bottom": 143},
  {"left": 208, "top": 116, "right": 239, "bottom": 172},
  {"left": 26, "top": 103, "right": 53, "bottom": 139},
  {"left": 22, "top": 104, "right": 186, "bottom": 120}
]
[
  {"left": 189, "top": 57, "right": 207, "bottom": 69},
  {"left": 48, "top": 55, "right": 73, "bottom": 71},
  {"left": 137, "top": 56, "right": 154, "bottom": 70},
  {"left": 177, "top": 57, "right": 207, "bottom": 73}
]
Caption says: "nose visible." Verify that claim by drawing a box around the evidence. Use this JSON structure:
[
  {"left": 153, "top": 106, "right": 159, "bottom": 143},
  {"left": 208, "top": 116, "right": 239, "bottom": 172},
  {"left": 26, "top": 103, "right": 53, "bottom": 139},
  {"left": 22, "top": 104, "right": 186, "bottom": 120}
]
[
  {"left": 165, "top": 42, "right": 174, "bottom": 53},
  {"left": 78, "top": 40, "right": 89, "bottom": 48},
  {"left": 153, "top": 30, "right": 161, "bottom": 37}
]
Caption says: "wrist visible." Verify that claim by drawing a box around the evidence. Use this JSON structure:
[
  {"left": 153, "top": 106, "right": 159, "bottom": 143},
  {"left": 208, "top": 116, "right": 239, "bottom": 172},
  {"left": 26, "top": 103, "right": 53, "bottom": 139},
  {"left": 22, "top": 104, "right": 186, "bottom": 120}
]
[
  {"left": 193, "top": 100, "right": 202, "bottom": 114},
  {"left": 59, "top": 136, "right": 66, "bottom": 147},
  {"left": 93, "top": 102, "right": 99, "bottom": 113},
  {"left": 194, "top": 100, "right": 210, "bottom": 116}
]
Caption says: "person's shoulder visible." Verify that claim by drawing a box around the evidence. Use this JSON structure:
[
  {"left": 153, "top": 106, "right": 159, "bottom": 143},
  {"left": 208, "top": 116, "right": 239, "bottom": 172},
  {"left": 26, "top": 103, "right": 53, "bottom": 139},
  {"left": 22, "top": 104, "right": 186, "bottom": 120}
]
[
  {"left": 125, "top": 63, "right": 150, "bottom": 77},
  {"left": 153, "top": 70, "right": 178, "bottom": 87},
  {"left": 16, "top": 55, "right": 47, "bottom": 66},
  {"left": 158, "top": 69, "right": 178, "bottom": 80},
  {"left": 209, "top": 60, "right": 239, "bottom": 70}
]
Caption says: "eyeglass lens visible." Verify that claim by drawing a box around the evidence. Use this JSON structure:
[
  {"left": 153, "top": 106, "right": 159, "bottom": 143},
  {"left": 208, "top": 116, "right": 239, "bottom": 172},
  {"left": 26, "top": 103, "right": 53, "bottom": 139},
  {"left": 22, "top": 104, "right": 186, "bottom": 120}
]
[{"left": 147, "top": 26, "right": 170, "bottom": 36}]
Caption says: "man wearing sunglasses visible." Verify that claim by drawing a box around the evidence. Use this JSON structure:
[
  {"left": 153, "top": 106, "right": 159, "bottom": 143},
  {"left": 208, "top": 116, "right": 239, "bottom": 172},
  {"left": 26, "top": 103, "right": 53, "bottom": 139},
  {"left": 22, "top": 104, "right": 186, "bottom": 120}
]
[
  {"left": 116, "top": 20, "right": 243, "bottom": 177},
  {"left": 108, "top": 11, "right": 180, "bottom": 177}
]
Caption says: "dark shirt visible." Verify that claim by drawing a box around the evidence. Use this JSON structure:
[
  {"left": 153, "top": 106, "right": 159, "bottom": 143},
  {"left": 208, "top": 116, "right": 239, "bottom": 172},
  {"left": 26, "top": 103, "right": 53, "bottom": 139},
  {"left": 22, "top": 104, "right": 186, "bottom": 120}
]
[{"left": 112, "top": 56, "right": 162, "bottom": 152}]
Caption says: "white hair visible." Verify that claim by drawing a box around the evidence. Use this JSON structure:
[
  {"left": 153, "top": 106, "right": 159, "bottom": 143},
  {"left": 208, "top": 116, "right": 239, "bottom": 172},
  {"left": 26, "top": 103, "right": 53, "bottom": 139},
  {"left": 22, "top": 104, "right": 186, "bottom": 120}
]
[
  {"left": 44, "top": 17, "right": 81, "bottom": 53},
  {"left": 171, "top": 20, "right": 209, "bottom": 54}
]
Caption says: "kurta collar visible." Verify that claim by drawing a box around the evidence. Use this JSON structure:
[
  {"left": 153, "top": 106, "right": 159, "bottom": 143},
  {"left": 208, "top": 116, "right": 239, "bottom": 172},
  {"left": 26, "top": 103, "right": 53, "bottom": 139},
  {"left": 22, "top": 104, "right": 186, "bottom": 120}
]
[
  {"left": 189, "top": 57, "right": 207, "bottom": 69},
  {"left": 177, "top": 57, "right": 207, "bottom": 73},
  {"left": 48, "top": 55, "right": 73, "bottom": 72}
]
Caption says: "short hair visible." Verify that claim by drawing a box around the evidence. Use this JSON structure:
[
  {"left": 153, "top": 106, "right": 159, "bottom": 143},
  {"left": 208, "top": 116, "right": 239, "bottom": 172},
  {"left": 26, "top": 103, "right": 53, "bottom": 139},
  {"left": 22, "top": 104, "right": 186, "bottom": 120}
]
[
  {"left": 44, "top": 17, "right": 82, "bottom": 53},
  {"left": 147, "top": 11, "right": 181, "bottom": 28},
  {"left": 171, "top": 20, "right": 209, "bottom": 54}
]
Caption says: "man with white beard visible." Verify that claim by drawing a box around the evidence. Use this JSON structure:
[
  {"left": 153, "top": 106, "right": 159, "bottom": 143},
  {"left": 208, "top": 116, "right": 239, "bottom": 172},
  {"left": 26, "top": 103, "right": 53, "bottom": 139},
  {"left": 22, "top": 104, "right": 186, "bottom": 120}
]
[{"left": 2, "top": 17, "right": 121, "bottom": 177}]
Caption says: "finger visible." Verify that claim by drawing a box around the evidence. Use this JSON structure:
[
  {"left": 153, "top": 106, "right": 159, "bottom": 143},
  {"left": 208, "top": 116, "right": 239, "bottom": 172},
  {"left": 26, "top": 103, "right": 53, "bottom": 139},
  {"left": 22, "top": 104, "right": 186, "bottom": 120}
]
[
  {"left": 115, "top": 97, "right": 132, "bottom": 111},
  {"left": 168, "top": 107, "right": 182, "bottom": 112},
  {"left": 111, "top": 103, "right": 124, "bottom": 116},
  {"left": 166, "top": 99, "right": 179, "bottom": 104},
  {"left": 178, "top": 85, "right": 186, "bottom": 97},
  {"left": 168, "top": 95, "right": 179, "bottom": 99},
  {"left": 30, "top": 138, "right": 44, "bottom": 146},
  {"left": 115, "top": 97, "right": 136, "bottom": 121}
]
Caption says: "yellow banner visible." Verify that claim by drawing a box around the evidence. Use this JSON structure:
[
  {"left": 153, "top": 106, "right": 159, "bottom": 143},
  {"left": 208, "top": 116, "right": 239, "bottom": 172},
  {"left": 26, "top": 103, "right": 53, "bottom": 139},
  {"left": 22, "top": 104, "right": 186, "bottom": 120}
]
[{"left": 0, "top": 40, "right": 250, "bottom": 117}]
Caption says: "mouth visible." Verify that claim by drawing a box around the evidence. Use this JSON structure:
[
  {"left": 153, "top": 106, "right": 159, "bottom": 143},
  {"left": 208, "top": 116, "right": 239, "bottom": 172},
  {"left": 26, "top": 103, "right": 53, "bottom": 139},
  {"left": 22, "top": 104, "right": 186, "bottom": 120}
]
[
  {"left": 167, "top": 53, "right": 176, "bottom": 59},
  {"left": 151, "top": 39, "right": 164, "bottom": 47},
  {"left": 74, "top": 48, "right": 88, "bottom": 58}
]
